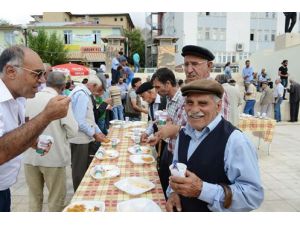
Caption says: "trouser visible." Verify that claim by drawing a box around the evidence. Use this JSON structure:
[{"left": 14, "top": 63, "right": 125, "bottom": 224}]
[
  {"left": 244, "top": 100, "right": 256, "bottom": 116},
  {"left": 129, "top": 116, "right": 141, "bottom": 121},
  {"left": 281, "top": 78, "right": 288, "bottom": 99},
  {"left": 112, "top": 105, "right": 124, "bottom": 120},
  {"left": 71, "top": 143, "right": 90, "bottom": 192},
  {"left": 260, "top": 104, "right": 273, "bottom": 118},
  {"left": 24, "top": 164, "right": 66, "bottom": 212},
  {"left": 158, "top": 145, "right": 173, "bottom": 199},
  {"left": 0, "top": 189, "right": 11, "bottom": 212},
  {"left": 111, "top": 69, "right": 120, "bottom": 84},
  {"left": 285, "top": 13, "right": 297, "bottom": 33},
  {"left": 290, "top": 101, "right": 300, "bottom": 122},
  {"left": 97, "top": 118, "right": 108, "bottom": 135},
  {"left": 274, "top": 97, "right": 283, "bottom": 122}
]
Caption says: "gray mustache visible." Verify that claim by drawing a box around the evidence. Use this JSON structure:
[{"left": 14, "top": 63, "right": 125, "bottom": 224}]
[{"left": 188, "top": 112, "right": 204, "bottom": 118}]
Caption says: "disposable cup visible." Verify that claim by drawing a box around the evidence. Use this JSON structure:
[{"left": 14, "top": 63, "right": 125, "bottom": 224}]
[{"left": 169, "top": 162, "right": 187, "bottom": 177}]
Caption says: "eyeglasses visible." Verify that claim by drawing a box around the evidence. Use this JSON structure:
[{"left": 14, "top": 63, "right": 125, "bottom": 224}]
[
  {"left": 183, "top": 61, "right": 208, "bottom": 69},
  {"left": 13, "top": 65, "right": 46, "bottom": 80}
]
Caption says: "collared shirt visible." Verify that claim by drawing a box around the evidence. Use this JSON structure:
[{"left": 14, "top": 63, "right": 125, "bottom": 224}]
[
  {"left": 274, "top": 83, "right": 284, "bottom": 98},
  {"left": 0, "top": 79, "right": 25, "bottom": 190},
  {"left": 69, "top": 84, "right": 101, "bottom": 138},
  {"left": 145, "top": 94, "right": 161, "bottom": 136},
  {"left": 111, "top": 57, "right": 119, "bottom": 70},
  {"left": 168, "top": 114, "right": 264, "bottom": 211},
  {"left": 116, "top": 82, "right": 128, "bottom": 100},
  {"left": 242, "top": 66, "right": 254, "bottom": 82},
  {"left": 166, "top": 89, "right": 187, "bottom": 153},
  {"left": 258, "top": 74, "right": 270, "bottom": 82}
]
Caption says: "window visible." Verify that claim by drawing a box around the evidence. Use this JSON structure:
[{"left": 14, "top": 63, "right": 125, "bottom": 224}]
[
  {"left": 232, "top": 55, "right": 236, "bottom": 63},
  {"left": 114, "top": 18, "right": 117, "bottom": 21},
  {"left": 206, "top": 12, "right": 210, "bottom": 16},
  {"left": 64, "top": 30, "right": 72, "bottom": 44},
  {"left": 222, "top": 56, "right": 226, "bottom": 63},
  {"left": 219, "top": 29, "right": 225, "bottom": 41},
  {"left": 112, "top": 28, "right": 120, "bottom": 35},
  {"left": 264, "top": 34, "right": 268, "bottom": 42},
  {"left": 94, "top": 17, "right": 100, "bottom": 24},
  {"left": 120, "top": 18, "right": 123, "bottom": 21},
  {"left": 250, "top": 33, "right": 254, "bottom": 41},
  {"left": 265, "top": 12, "right": 269, "bottom": 18},
  {"left": 271, "top": 30, "right": 276, "bottom": 41},
  {"left": 272, "top": 13, "right": 276, "bottom": 19},
  {"left": 218, "top": 56, "right": 222, "bottom": 63},
  {"left": 264, "top": 30, "right": 269, "bottom": 42},
  {"left": 93, "top": 30, "right": 101, "bottom": 44},
  {"left": 212, "top": 28, "right": 218, "bottom": 40},
  {"left": 205, "top": 29, "right": 210, "bottom": 40}
]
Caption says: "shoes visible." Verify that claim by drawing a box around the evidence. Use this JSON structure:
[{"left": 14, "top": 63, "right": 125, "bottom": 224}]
[{"left": 283, "top": 98, "right": 287, "bottom": 100}]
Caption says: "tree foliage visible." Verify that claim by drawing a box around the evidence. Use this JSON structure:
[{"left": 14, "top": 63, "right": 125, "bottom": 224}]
[
  {"left": 28, "top": 29, "right": 68, "bottom": 66},
  {"left": 124, "top": 28, "right": 145, "bottom": 67},
  {"left": 0, "top": 19, "right": 11, "bottom": 26}
]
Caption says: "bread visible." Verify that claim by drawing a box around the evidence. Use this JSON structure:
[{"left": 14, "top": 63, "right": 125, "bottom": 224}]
[{"left": 142, "top": 156, "right": 153, "bottom": 163}]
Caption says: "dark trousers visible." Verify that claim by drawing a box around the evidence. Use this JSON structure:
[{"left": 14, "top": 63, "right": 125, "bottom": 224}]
[
  {"left": 0, "top": 189, "right": 11, "bottom": 212},
  {"left": 158, "top": 145, "right": 173, "bottom": 199},
  {"left": 285, "top": 13, "right": 297, "bottom": 33},
  {"left": 71, "top": 143, "right": 90, "bottom": 192},
  {"left": 111, "top": 68, "right": 120, "bottom": 84},
  {"left": 290, "top": 101, "right": 300, "bottom": 122}
]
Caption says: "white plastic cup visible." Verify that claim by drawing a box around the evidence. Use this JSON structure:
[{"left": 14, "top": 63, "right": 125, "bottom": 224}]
[
  {"left": 262, "top": 112, "right": 267, "bottom": 118},
  {"left": 256, "top": 112, "right": 261, "bottom": 117},
  {"left": 134, "top": 135, "right": 141, "bottom": 145},
  {"left": 111, "top": 138, "right": 118, "bottom": 149},
  {"left": 36, "top": 134, "right": 54, "bottom": 154},
  {"left": 169, "top": 162, "right": 187, "bottom": 177},
  {"left": 125, "top": 117, "right": 129, "bottom": 122}
]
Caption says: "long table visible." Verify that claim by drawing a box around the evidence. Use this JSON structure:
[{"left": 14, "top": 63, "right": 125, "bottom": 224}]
[{"left": 70, "top": 125, "right": 166, "bottom": 211}]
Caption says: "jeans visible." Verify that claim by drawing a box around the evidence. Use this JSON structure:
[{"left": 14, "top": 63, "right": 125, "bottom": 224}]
[
  {"left": 281, "top": 78, "right": 288, "bottom": 99},
  {"left": 274, "top": 97, "right": 283, "bottom": 122},
  {"left": 243, "top": 100, "right": 256, "bottom": 116},
  {"left": 134, "top": 62, "right": 139, "bottom": 73},
  {"left": 112, "top": 105, "right": 124, "bottom": 120},
  {"left": 0, "top": 189, "right": 11, "bottom": 212},
  {"left": 97, "top": 118, "right": 108, "bottom": 135}
]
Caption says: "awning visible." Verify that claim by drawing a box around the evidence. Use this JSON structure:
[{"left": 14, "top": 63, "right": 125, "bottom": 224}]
[{"left": 66, "top": 52, "right": 105, "bottom": 62}]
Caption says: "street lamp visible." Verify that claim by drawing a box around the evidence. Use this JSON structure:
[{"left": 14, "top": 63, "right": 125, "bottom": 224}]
[{"left": 13, "top": 24, "right": 38, "bottom": 47}]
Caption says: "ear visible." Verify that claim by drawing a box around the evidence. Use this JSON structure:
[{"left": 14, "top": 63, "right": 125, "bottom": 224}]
[
  {"left": 216, "top": 99, "right": 222, "bottom": 113},
  {"left": 207, "top": 61, "right": 214, "bottom": 70},
  {"left": 5, "top": 65, "right": 18, "bottom": 80}
]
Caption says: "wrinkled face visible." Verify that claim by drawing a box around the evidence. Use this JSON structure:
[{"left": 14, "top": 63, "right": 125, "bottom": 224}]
[
  {"left": 184, "top": 55, "right": 212, "bottom": 83},
  {"left": 140, "top": 91, "right": 154, "bottom": 104},
  {"left": 152, "top": 78, "right": 170, "bottom": 97},
  {"left": 87, "top": 83, "right": 101, "bottom": 95},
  {"left": 184, "top": 93, "right": 222, "bottom": 131},
  {"left": 7, "top": 50, "right": 45, "bottom": 98}
]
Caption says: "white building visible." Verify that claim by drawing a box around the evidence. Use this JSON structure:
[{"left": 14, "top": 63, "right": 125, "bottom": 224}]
[{"left": 162, "top": 12, "right": 299, "bottom": 66}]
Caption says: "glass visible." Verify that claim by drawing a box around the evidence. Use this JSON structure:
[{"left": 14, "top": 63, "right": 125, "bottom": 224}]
[
  {"left": 183, "top": 60, "right": 208, "bottom": 69},
  {"left": 13, "top": 65, "right": 46, "bottom": 80}
]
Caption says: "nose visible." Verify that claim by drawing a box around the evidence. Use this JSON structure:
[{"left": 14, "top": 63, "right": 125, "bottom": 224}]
[{"left": 38, "top": 74, "right": 46, "bottom": 83}]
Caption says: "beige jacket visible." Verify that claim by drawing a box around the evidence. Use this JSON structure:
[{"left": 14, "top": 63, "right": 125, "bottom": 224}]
[{"left": 24, "top": 87, "right": 78, "bottom": 167}]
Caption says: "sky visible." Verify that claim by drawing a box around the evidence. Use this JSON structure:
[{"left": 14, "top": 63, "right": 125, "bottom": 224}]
[{"left": 1, "top": 0, "right": 299, "bottom": 28}]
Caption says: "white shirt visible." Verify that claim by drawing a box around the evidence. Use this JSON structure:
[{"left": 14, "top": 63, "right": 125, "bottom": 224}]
[
  {"left": 274, "top": 83, "right": 284, "bottom": 98},
  {"left": 145, "top": 94, "right": 161, "bottom": 136},
  {"left": 0, "top": 79, "right": 25, "bottom": 190}
]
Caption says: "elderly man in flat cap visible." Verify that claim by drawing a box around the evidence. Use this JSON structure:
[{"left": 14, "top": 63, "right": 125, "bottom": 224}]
[{"left": 166, "top": 79, "right": 264, "bottom": 212}]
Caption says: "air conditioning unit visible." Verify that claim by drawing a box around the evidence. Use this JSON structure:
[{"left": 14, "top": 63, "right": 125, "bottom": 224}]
[{"left": 236, "top": 43, "right": 244, "bottom": 52}]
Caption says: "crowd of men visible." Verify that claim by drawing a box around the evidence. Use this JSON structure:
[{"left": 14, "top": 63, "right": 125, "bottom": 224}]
[{"left": 2, "top": 41, "right": 299, "bottom": 212}]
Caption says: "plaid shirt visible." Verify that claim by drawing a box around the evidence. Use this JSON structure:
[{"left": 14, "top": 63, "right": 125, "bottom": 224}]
[
  {"left": 221, "top": 90, "right": 230, "bottom": 120},
  {"left": 166, "top": 89, "right": 187, "bottom": 153}
]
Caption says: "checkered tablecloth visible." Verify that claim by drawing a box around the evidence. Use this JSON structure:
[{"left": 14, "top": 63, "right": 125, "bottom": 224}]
[
  {"left": 71, "top": 126, "right": 166, "bottom": 212},
  {"left": 238, "top": 117, "right": 276, "bottom": 143}
]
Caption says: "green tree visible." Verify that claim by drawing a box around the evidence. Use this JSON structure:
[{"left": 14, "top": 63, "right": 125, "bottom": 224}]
[
  {"left": 0, "top": 19, "right": 11, "bottom": 26},
  {"left": 124, "top": 28, "right": 145, "bottom": 68},
  {"left": 28, "top": 29, "right": 68, "bottom": 66}
]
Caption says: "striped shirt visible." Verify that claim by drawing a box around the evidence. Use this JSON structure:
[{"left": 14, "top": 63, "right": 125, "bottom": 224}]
[{"left": 109, "top": 86, "right": 122, "bottom": 106}]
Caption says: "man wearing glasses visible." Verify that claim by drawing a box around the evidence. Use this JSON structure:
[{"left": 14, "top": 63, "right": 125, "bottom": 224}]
[{"left": 0, "top": 46, "right": 70, "bottom": 211}]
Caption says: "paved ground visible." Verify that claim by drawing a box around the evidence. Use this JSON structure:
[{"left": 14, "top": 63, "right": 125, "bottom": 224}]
[{"left": 10, "top": 122, "right": 300, "bottom": 212}]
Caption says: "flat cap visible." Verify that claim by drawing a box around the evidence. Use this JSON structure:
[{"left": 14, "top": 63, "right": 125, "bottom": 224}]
[
  {"left": 136, "top": 81, "right": 153, "bottom": 95},
  {"left": 181, "top": 45, "right": 215, "bottom": 61},
  {"left": 181, "top": 79, "right": 224, "bottom": 99},
  {"left": 119, "top": 55, "right": 127, "bottom": 62}
]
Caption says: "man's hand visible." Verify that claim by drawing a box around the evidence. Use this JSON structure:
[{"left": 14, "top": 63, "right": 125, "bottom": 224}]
[
  {"left": 43, "top": 95, "right": 70, "bottom": 121},
  {"left": 159, "top": 124, "right": 180, "bottom": 139},
  {"left": 147, "top": 133, "right": 161, "bottom": 146},
  {"left": 105, "top": 98, "right": 112, "bottom": 105},
  {"left": 169, "top": 170, "right": 203, "bottom": 198},
  {"left": 140, "top": 133, "right": 149, "bottom": 143},
  {"left": 166, "top": 192, "right": 182, "bottom": 212},
  {"left": 94, "top": 132, "right": 107, "bottom": 142}
]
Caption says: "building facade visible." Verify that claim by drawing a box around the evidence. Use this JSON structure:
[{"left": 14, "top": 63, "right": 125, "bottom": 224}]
[{"left": 162, "top": 12, "right": 287, "bottom": 67}]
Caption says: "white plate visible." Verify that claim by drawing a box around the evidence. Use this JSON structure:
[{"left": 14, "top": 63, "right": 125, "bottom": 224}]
[
  {"left": 101, "top": 138, "right": 120, "bottom": 146},
  {"left": 109, "top": 120, "right": 125, "bottom": 125},
  {"left": 128, "top": 145, "right": 152, "bottom": 155},
  {"left": 95, "top": 149, "right": 119, "bottom": 160},
  {"left": 63, "top": 200, "right": 105, "bottom": 212},
  {"left": 129, "top": 154, "right": 155, "bottom": 164},
  {"left": 117, "top": 198, "right": 161, "bottom": 212},
  {"left": 90, "top": 165, "right": 120, "bottom": 179},
  {"left": 114, "top": 177, "right": 155, "bottom": 195},
  {"left": 131, "top": 127, "right": 146, "bottom": 133},
  {"left": 131, "top": 121, "right": 147, "bottom": 127}
]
